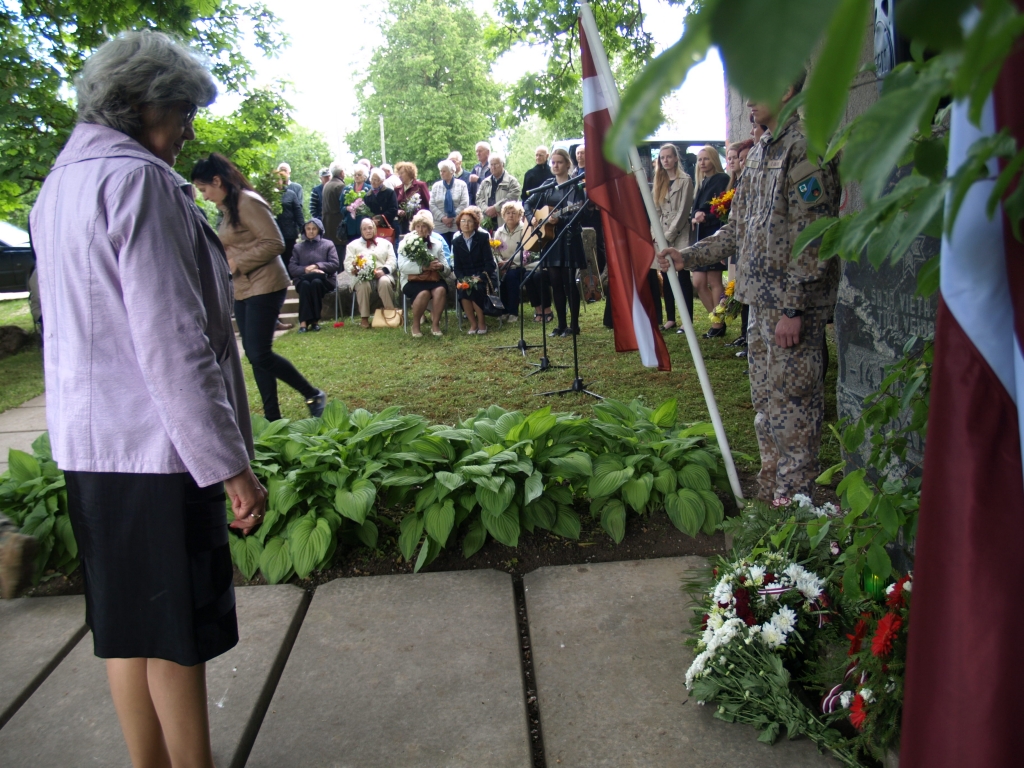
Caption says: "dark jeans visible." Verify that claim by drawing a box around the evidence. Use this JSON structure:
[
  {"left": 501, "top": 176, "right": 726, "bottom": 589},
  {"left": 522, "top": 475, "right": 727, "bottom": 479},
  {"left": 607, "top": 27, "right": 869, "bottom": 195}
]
[
  {"left": 295, "top": 275, "right": 331, "bottom": 325},
  {"left": 647, "top": 270, "right": 663, "bottom": 325},
  {"left": 662, "top": 267, "right": 695, "bottom": 323},
  {"left": 235, "top": 288, "right": 317, "bottom": 421},
  {"left": 501, "top": 267, "right": 524, "bottom": 316},
  {"left": 548, "top": 266, "right": 580, "bottom": 330}
]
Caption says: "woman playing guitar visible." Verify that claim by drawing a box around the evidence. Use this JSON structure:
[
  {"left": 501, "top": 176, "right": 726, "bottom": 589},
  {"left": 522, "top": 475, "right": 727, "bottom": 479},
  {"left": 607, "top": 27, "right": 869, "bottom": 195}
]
[{"left": 523, "top": 147, "right": 587, "bottom": 337}]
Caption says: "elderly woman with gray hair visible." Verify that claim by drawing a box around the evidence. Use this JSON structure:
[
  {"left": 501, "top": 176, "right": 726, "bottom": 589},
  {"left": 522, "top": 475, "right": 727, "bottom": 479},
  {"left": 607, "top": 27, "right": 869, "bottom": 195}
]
[
  {"left": 30, "top": 31, "right": 266, "bottom": 768},
  {"left": 429, "top": 159, "right": 470, "bottom": 246}
]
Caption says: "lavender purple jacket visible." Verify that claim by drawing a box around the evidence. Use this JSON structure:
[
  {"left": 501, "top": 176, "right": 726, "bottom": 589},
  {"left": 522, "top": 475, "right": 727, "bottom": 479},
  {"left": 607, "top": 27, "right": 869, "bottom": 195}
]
[{"left": 29, "top": 123, "right": 253, "bottom": 487}]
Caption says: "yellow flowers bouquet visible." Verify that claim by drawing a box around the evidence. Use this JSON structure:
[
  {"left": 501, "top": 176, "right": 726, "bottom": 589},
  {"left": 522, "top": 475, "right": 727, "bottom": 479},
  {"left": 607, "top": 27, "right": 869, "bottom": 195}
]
[
  {"left": 352, "top": 253, "right": 376, "bottom": 282},
  {"left": 709, "top": 280, "right": 742, "bottom": 324},
  {"left": 710, "top": 188, "right": 735, "bottom": 223}
]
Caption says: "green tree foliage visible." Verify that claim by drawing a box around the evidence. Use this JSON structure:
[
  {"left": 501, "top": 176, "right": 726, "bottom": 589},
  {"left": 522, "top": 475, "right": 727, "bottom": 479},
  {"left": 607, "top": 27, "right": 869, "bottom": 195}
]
[
  {"left": 490, "top": 0, "right": 675, "bottom": 133},
  {"left": 346, "top": 0, "right": 500, "bottom": 183},
  {"left": 0, "top": 0, "right": 285, "bottom": 213}
]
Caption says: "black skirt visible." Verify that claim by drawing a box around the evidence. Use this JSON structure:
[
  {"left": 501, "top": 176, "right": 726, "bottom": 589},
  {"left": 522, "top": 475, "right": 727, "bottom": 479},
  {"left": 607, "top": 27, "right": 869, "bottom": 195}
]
[{"left": 65, "top": 471, "right": 238, "bottom": 666}]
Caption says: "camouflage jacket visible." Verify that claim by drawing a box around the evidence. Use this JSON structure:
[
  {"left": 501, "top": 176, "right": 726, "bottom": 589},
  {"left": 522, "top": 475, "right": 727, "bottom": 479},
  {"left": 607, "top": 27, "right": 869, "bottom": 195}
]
[{"left": 682, "top": 114, "right": 840, "bottom": 310}]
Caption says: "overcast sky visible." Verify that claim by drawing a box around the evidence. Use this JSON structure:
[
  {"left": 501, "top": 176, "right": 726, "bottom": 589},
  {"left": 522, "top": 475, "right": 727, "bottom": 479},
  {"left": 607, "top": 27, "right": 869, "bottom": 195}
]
[{"left": 211, "top": 0, "right": 725, "bottom": 159}]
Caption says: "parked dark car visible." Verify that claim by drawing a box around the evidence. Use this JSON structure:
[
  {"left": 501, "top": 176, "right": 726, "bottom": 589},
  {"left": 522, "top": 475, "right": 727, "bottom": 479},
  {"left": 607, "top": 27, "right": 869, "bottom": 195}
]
[{"left": 0, "top": 222, "right": 34, "bottom": 293}]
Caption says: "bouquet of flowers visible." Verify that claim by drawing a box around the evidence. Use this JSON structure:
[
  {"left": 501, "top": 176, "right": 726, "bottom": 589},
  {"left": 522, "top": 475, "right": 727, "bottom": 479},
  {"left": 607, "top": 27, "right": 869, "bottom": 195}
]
[
  {"left": 399, "top": 235, "right": 433, "bottom": 269},
  {"left": 352, "top": 253, "right": 376, "bottom": 282},
  {"left": 456, "top": 275, "right": 481, "bottom": 291},
  {"left": 345, "top": 188, "right": 371, "bottom": 218},
  {"left": 402, "top": 192, "right": 422, "bottom": 219},
  {"left": 708, "top": 279, "right": 742, "bottom": 325},
  {"left": 710, "top": 188, "right": 735, "bottom": 223},
  {"left": 684, "top": 550, "right": 859, "bottom": 764},
  {"left": 820, "top": 574, "right": 911, "bottom": 759}
]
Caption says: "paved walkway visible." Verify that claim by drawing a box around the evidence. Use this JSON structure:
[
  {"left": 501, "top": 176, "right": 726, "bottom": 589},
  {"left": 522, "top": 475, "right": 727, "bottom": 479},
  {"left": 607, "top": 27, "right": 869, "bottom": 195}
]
[
  {"left": 0, "top": 393, "right": 46, "bottom": 475},
  {"left": 0, "top": 559, "right": 838, "bottom": 767}
]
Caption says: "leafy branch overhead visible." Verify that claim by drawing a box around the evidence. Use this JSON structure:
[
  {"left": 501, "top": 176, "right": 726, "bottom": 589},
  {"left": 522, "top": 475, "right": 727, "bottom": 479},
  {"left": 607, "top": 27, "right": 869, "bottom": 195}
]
[
  {"left": 609, "top": 0, "right": 1024, "bottom": 286},
  {"left": 0, "top": 1, "right": 287, "bottom": 207}
]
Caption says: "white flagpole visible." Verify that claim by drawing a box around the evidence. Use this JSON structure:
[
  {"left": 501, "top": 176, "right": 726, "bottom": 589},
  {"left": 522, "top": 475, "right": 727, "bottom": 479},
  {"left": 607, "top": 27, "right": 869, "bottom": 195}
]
[{"left": 579, "top": 2, "right": 745, "bottom": 505}]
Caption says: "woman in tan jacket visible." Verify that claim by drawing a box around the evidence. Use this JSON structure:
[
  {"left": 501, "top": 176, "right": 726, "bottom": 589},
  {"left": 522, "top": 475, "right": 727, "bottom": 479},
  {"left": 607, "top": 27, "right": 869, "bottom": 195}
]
[
  {"left": 652, "top": 143, "right": 694, "bottom": 330},
  {"left": 192, "top": 154, "right": 325, "bottom": 421}
]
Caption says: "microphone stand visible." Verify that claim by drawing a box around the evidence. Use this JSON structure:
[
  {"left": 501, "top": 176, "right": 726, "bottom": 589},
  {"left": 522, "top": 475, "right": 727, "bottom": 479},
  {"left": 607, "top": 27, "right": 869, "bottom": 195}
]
[
  {"left": 533, "top": 201, "right": 602, "bottom": 399},
  {"left": 492, "top": 221, "right": 546, "bottom": 357}
]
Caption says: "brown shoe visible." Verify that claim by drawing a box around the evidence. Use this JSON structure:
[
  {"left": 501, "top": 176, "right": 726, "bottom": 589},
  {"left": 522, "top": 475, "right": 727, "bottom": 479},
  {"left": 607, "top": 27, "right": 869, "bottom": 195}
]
[
  {"left": 0, "top": 530, "right": 38, "bottom": 599},
  {"left": 275, "top": 321, "right": 294, "bottom": 331}
]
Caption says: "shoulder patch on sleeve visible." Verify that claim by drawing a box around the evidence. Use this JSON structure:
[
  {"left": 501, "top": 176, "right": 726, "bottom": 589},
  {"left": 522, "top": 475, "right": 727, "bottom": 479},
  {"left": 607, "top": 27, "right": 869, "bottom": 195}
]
[
  {"left": 789, "top": 159, "right": 820, "bottom": 183},
  {"left": 795, "top": 173, "right": 825, "bottom": 207}
]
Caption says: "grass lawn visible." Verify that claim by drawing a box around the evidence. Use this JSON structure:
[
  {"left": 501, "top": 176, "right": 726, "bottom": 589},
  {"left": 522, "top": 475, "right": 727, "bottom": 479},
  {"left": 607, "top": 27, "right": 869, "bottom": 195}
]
[
  {"left": 0, "top": 298, "right": 44, "bottom": 413},
  {"left": 243, "top": 298, "right": 841, "bottom": 474}
]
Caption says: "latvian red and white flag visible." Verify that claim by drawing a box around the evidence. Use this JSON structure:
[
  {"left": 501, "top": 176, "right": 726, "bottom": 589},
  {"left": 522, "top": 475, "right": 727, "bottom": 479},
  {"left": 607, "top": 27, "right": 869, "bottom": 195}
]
[
  {"left": 900, "top": 16, "right": 1024, "bottom": 768},
  {"left": 579, "top": 22, "right": 671, "bottom": 371}
]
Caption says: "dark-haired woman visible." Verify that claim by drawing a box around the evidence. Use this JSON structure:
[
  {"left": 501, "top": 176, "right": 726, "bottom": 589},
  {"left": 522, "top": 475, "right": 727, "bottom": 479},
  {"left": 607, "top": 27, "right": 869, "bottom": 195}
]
[{"left": 191, "top": 153, "right": 326, "bottom": 421}]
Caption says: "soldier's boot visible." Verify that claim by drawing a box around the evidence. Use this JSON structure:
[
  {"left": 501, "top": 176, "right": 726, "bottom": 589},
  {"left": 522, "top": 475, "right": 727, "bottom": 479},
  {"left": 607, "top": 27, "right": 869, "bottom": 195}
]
[{"left": 0, "top": 529, "right": 38, "bottom": 599}]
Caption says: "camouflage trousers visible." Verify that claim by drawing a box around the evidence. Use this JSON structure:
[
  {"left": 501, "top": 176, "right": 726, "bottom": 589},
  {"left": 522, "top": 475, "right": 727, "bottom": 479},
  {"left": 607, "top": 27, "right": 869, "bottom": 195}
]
[{"left": 747, "top": 305, "right": 829, "bottom": 501}]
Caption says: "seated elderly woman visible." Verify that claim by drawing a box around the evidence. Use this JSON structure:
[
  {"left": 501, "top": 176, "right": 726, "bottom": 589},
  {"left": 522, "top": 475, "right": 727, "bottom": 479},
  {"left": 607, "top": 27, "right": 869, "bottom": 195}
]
[
  {"left": 287, "top": 218, "right": 339, "bottom": 332},
  {"left": 429, "top": 159, "right": 470, "bottom": 246},
  {"left": 398, "top": 210, "right": 452, "bottom": 337},
  {"left": 452, "top": 206, "right": 497, "bottom": 335},
  {"left": 345, "top": 218, "right": 397, "bottom": 328},
  {"left": 29, "top": 30, "right": 266, "bottom": 768},
  {"left": 492, "top": 200, "right": 529, "bottom": 322}
]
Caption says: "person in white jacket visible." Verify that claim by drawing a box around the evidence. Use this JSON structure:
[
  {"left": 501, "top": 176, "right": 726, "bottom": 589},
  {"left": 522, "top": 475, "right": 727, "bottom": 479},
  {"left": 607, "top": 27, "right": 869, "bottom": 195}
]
[
  {"left": 398, "top": 210, "right": 452, "bottom": 337},
  {"left": 429, "top": 159, "right": 469, "bottom": 246}
]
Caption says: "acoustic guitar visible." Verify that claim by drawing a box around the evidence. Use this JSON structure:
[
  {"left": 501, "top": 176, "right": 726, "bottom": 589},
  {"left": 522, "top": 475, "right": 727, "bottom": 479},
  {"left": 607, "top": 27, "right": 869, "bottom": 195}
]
[{"left": 523, "top": 201, "right": 586, "bottom": 252}]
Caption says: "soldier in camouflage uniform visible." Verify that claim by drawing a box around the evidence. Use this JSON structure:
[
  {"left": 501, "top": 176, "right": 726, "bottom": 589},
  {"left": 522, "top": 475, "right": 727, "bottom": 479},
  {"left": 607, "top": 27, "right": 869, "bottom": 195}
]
[{"left": 658, "top": 82, "right": 840, "bottom": 501}]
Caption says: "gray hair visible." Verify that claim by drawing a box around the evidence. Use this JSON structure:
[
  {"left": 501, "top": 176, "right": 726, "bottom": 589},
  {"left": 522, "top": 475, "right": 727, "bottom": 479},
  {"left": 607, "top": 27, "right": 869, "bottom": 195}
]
[
  {"left": 437, "top": 159, "right": 456, "bottom": 174},
  {"left": 475, "top": 141, "right": 490, "bottom": 152},
  {"left": 329, "top": 160, "right": 345, "bottom": 178},
  {"left": 535, "top": 145, "right": 549, "bottom": 155},
  {"left": 489, "top": 153, "right": 506, "bottom": 167},
  {"left": 448, "top": 151, "right": 463, "bottom": 162},
  {"left": 76, "top": 30, "right": 216, "bottom": 138},
  {"left": 369, "top": 168, "right": 385, "bottom": 183},
  {"left": 411, "top": 210, "right": 434, "bottom": 232}
]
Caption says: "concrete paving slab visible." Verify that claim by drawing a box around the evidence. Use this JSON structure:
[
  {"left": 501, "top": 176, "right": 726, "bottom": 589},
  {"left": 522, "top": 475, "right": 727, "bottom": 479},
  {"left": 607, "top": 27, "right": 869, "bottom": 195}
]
[
  {"left": 0, "top": 595, "right": 86, "bottom": 728},
  {"left": 18, "top": 393, "right": 46, "bottom": 408},
  {"left": 0, "top": 405, "right": 47, "bottom": 432},
  {"left": 247, "top": 570, "right": 531, "bottom": 768},
  {"left": 524, "top": 558, "right": 837, "bottom": 768},
  {"left": 0, "top": 585, "right": 309, "bottom": 767}
]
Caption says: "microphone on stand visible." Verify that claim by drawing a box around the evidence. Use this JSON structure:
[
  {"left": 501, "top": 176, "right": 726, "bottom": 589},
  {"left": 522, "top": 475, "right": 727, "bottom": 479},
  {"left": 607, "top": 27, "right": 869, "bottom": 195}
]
[
  {"left": 525, "top": 178, "right": 556, "bottom": 197},
  {"left": 555, "top": 171, "right": 584, "bottom": 190}
]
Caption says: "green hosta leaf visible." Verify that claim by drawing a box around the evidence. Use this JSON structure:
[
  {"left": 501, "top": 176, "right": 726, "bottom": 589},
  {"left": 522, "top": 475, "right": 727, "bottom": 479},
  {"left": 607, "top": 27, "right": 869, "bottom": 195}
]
[
  {"left": 683, "top": 449, "right": 717, "bottom": 470},
  {"left": 476, "top": 477, "right": 515, "bottom": 519},
  {"left": 459, "top": 463, "right": 496, "bottom": 477},
  {"left": 867, "top": 542, "right": 892, "bottom": 580},
  {"left": 494, "top": 410, "right": 525, "bottom": 439},
  {"left": 356, "top": 519, "right": 379, "bottom": 549},
  {"left": 677, "top": 464, "right": 712, "bottom": 492},
  {"left": 20, "top": 504, "right": 52, "bottom": 539},
  {"left": 649, "top": 399, "right": 678, "bottom": 429},
  {"left": 523, "top": 406, "right": 558, "bottom": 440},
  {"left": 230, "top": 533, "right": 263, "bottom": 580},
  {"left": 600, "top": 499, "right": 627, "bottom": 544},
  {"left": 802, "top": 0, "right": 870, "bottom": 155},
  {"left": 379, "top": 467, "right": 433, "bottom": 486},
  {"left": 488, "top": 449, "right": 519, "bottom": 464},
  {"left": 398, "top": 514, "right": 424, "bottom": 561},
  {"left": 290, "top": 515, "right": 331, "bottom": 580},
  {"left": 472, "top": 421, "right": 500, "bottom": 444},
  {"left": 666, "top": 489, "right": 706, "bottom": 537},
  {"left": 31, "top": 432, "right": 52, "bottom": 461},
  {"left": 473, "top": 474, "right": 505, "bottom": 494},
  {"left": 462, "top": 518, "right": 487, "bottom": 558},
  {"left": 424, "top": 499, "right": 456, "bottom": 545},
  {"left": 408, "top": 436, "right": 455, "bottom": 463},
  {"left": 545, "top": 485, "right": 574, "bottom": 506},
  {"left": 435, "top": 471, "right": 466, "bottom": 492},
  {"left": 335, "top": 479, "right": 376, "bottom": 525},
  {"left": 697, "top": 490, "right": 725, "bottom": 534},
  {"left": 524, "top": 471, "right": 545, "bottom": 506},
  {"left": 282, "top": 439, "right": 305, "bottom": 463},
  {"left": 546, "top": 451, "right": 593, "bottom": 478},
  {"left": 414, "top": 536, "right": 440, "bottom": 573},
  {"left": 482, "top": 504, "right": 520, "bottom": 547},
  {"left": 551, "top": 508, "right": 581, "bottom": 540},
  {"left": 7, "top": 449, "right": 40, "bottom": 484},
  {"left": 588, "top": 467, "right": 634, "bottom": 499},
  {"left": 653, "top": 468, "right": 677, "bottom": 495},
  {"left": 288, "top": 418, "right": 322, "bottom": 436},
  {"left": 259, "top": 538, "right": 293, "bottom": 585},
  {"left": 414, "top": 483, "right": 439, "bottom": 513},
  {"left": 523, "top": 496, "right": 557, "bottom": 532},
  {"left": 268, "top": 477, "right": 301, "bottom": 516},
  {"left": 320, "top": 400, "right": 349, "bottom": 431},
  {"left": 54, "top": 514, "right": 77, "bottom": 559},
  {"left": 430, "top": 428, "right": 475, "bottom": 441},
  {"left": 317, "top": 536, "right": 338, "bottom": 571},
  {"left": 621, "top": 477, "right": 652, "bottom": 513}
]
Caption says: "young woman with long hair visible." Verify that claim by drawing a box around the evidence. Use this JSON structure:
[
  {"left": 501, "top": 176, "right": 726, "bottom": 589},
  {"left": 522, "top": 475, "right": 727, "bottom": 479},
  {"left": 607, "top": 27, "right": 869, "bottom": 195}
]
[{"left": 652, "top": 143, "right": 695, "bottom": 330}]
